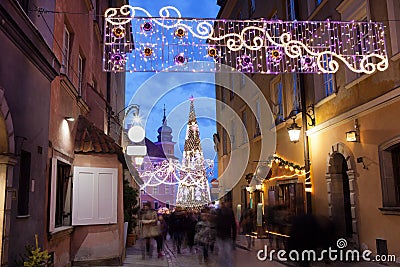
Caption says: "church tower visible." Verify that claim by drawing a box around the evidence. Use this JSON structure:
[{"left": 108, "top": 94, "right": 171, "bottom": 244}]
[{"left": 154, "top": 105, "right": 177, "bottom": 159}]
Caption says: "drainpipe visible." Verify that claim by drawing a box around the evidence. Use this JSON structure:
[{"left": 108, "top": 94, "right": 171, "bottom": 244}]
[{"left": 299, "top": 75, "right": 312, "bottom": 214}]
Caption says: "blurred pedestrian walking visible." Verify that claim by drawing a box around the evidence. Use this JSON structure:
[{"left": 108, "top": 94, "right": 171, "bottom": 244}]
[
  {"left": 139, "top": 202, "right": 159, "bottom": 259},
  {"left": 215, "top": 201, "right": 237, "bottom": 267},
  {"left": 240, "top": 208, "right": 255, "bottom": 249},
  {"left": 195, "top": 212, "right": 211, "bottom": 265},
  {"left": 170, "top": 206, "right": 186, "bottom": 254},
  {"left": 155, "top": 214, "right": 168, "bottom": 258}
]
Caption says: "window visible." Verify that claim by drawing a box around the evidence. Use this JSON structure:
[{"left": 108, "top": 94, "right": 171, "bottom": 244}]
[
  {"left": 165, "top": 185, "right": 170, "bottom": 195},
  {"left": 350, "top": 19, "right": 370, "bottom": 80},
  {"left": 230, "top": 73, "right": 235, "bottom": 100},
  {"left": 322, "top": 55, "right": 335, "bottom": 97},
  {"left": 254, "top": 99, "right": 261, "bottom": 137},
  {"left": 78, "top": 54, "right": 84, "bottom": 95},
  {"left": 153, "top": 186, "right": 158, "bottom": 195},
  {"left": 271, "top": 79, "right": 284, "bottom": 124},
  {"left": 240, "top": 75, "right": 245, "bottom": 90},
  {"left": 387, "top": 0, "right": 400, "bottom": 56},
  {"left": 221, "top": 87, "right": 226, "bottom": 110},
  {"left": 292, "top": 73, "right": 301, "bottom": 111},
  {"left": 380, "top": 140, "right": 400, "bottom": 208},
  {"left": 277, "top": 183, "right": 304, "bottom": 215},
  {"left": 17, "top": 150, "right": 31, "bottom": 216},
  {"left": 222, "top": 129, "right": 228, "bottom": 155},
  {"left": 72, "top": 167, "right": 117, "bottom": 225},
  {"left": 241, "top": 110, "right": 248, "bottom": 144},
  {"left": 230, "top": 120, "right": 235, "bottom": 148},
  {"left": 336, "top": 0, "right": 369, "bottom": 83},
  {"left": 287, "top": 0, "right": 296, "bottom": 20},
  {"left": 250, "top": 0, "right": 256, "bottom": 14},
  {"left": 62, "top": 26, "right": 70, "bottom": 75},
  {"left": 49, "top": 158, "right": 72, "bottom": 230}
]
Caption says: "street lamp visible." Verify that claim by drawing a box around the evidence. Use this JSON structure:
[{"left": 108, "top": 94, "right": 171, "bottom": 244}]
[
  {"left": 124, "top": 104, "right": 147, "bottom": 166},
  {"left": 287, "top": 117, "right": 301, "bottom": 143}
]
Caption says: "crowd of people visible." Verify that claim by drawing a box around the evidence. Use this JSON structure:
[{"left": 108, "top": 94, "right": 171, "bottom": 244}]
[
  {"left": 138, "top": 201, "right": 237, "bottom": 265},
  {"left": 138, "top": 201, "right": 337, "bottom": 267}
]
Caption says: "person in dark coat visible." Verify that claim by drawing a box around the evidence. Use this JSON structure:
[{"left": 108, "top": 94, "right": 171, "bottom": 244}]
[
  {"left": 195, "top": 212, "right": 211, "bottom": 264},
  {"left": 215, "top": 201, "right": 237, "bottom": 266},
  {"left": 240, "top": 208, "right": 255, "bottom": 249},
  {"left": 170, "top": 207, "right": 186, "bottom": 254},
  {"left": 186, "top": 211, "right": 198, "bottom": 253},
  {"left": 155, "top": 214, "right": 168, "bottom": 258}
]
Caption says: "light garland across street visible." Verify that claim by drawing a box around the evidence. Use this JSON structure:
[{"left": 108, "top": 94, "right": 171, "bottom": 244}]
[
  {"left": 139, "top": 158, "right": 214, "bottom": 190},
  {"left": 103, "top": 5, "right": 388, "bottom": 74}
]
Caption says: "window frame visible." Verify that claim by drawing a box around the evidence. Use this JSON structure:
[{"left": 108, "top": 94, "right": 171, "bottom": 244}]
[
  {"left": 62, "top": 26, "right": 71, "bottom": 75},
  {"left": 17, "top": 150, "right": 31, "bottom": 216},
  {"left": 387, "top": 0, "right": 400, "bottom": 57},
  {"left": 241, "top": 109, "right": 248, "bottom": 144},
  {"left": 379, "top": 137, "right": 400, "bottom": 209},
  {"left": 271, "top": 77, "right": 284, "bottom": 125},
  {"left": 78, "top": 54, "right": 84, "bottom": 96},
  {"left": 322, "top": 54, "right": 335, "bottom": 97},
  {"left": 49, "top": 157, "right": 72, "bottom": 232}
]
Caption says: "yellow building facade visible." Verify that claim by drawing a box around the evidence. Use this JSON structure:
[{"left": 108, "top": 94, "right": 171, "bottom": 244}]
[{"left": 216, "top": 0, "right": 400, "bottom": 259}]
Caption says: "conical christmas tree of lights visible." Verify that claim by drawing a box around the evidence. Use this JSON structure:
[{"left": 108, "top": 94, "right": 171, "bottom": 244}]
[{"left": 176, "top": 97, "right": 211, "bottom": 208}]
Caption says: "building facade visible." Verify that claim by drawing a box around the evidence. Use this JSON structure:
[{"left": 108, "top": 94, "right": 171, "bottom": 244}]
[
  {"left": 139, "top": 110, "right": 178, "bottom": 210},
  {"left": 216, "top": 0, "right": 400, "bottom": 259},
  {"left": 1, "top": 0, "right": 130, "bottom": 266}
]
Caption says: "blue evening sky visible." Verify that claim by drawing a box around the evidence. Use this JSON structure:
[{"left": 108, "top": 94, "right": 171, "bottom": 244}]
[{"left": 126, "top": 0, "right": 221, "bottom": 178}]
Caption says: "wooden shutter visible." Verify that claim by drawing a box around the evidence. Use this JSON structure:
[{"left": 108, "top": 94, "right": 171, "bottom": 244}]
[
  {"left": 380, "top": 151, "right": 397, "bottom": 207},
  {"left": 72, "top": 167, "right": 118, "bottom": 225}
]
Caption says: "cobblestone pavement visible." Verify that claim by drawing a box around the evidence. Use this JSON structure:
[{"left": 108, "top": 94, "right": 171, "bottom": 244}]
[{"left": 99, "top": 235, "right": 397, "bottom": 267}]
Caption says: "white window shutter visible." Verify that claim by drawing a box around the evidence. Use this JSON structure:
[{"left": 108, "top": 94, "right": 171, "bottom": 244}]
[{"left": 72, "top": 167, "right": 118, "bottom": 225}]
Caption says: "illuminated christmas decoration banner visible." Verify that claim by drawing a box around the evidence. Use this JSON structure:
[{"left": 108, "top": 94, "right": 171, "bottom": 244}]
[{"left": 103, "top": 5, "right": 388, "bottom": 74}]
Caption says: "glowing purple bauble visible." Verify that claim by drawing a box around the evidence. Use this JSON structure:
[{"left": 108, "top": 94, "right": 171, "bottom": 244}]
[
  {"left": 174, "top": 54, "right": 187, "bottom": 65},
  {"left": 242, "top": 56, "right": 251, "bottom": 66},
  {"left": 111, "top": 53, "right": 125, "bottom": 65},
  {"left": 142, "top": 22, "right": 153, "bottom": 31}
]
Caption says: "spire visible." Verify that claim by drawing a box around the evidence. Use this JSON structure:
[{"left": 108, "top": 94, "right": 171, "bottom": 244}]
[
  {"left": 157, "top": 104, "right": 173, "bottom": 143},
  {"left": 188, "top": 96, "right": 197, "bottom": 125},
  {"left": 162, "top": 104, "right": 166, "bottom": 125},
  {"left": 184, "top": 97, "right": 202, "bottom": 160}
]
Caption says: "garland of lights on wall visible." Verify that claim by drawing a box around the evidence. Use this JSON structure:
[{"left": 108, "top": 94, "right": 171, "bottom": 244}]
[
  {"left": 103, "top": 5, "right": 388, "bottom": 74},
  {"left": 269, "top": 154, "right": 305, "bottom": 173}
]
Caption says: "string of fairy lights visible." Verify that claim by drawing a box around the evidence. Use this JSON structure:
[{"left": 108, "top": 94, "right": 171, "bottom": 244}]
[{"left": 103, "top": 5, "right": 389, "bottom": 74}]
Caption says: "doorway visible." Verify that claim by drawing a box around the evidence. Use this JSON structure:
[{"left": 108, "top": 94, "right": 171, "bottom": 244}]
[{"left": 329, "top": 153, "right": 353, "bottom": 238}]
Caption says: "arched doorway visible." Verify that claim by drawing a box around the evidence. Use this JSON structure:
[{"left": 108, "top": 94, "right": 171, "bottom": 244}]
[
  {"left": 326, "top": 143, "right": 359, "bottom": 247},
  {"left": 0, "top": 88, "right": 16, "bottom": 264}
]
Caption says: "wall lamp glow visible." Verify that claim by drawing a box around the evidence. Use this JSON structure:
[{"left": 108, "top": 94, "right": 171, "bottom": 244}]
[
  {"left": 346, "top": 119, "right": 360, "bottom": 142},
  {"left": 287, "top": 118, "right": 301, "bottom": 143},
  {"left": 64, "top": 116, "right": 75, "bottom": 122}
]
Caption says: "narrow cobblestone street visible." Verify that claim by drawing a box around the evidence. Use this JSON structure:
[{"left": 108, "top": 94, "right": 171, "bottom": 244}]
[{"left": 99, "top": 235, "right": 393, "bottom": 267}]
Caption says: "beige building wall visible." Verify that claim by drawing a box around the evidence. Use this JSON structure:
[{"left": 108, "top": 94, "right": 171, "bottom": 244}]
[{"left": 217, "top": 1, "right": 400, "bottom": 259}]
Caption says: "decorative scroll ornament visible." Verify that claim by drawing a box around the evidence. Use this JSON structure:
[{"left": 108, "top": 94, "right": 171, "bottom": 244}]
[{"left": 103, "top": 5, "right": 389, "bottom": 74}]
